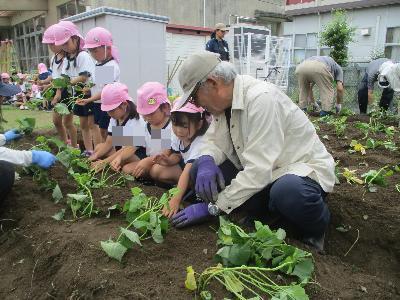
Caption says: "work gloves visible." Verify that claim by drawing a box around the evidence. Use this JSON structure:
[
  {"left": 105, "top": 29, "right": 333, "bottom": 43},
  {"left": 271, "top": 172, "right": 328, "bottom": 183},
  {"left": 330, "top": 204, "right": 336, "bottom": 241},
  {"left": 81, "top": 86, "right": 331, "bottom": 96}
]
[
  {"left": 171, "top": 202, "right": 210, "bottom": 228},
  {"left": 31, "top": 150, "right": 57, "bottom": 169},
  {"left": 4, "top": 129, "right": 22, "bottom": 142},
  {"left": 195, "top": 155, "right": 225, "bottom": 203}
]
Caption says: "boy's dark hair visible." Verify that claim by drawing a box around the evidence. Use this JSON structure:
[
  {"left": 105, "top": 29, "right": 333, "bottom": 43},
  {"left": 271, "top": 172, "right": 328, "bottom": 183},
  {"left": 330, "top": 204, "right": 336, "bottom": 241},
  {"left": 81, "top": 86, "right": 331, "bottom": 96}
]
[
  {"left": 127, "top": 101, "right": 139, "bottom": 120},
  {"left": 171, "top": 111, "right": 210, "bottom": 140}
]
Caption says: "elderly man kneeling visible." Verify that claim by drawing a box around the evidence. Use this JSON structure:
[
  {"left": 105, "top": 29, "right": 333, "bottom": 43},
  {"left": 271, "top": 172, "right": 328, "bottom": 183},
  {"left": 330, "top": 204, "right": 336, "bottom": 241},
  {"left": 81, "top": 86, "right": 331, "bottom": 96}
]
[{"left": 171, "top": 52, "right": 335, "bottom": 251}]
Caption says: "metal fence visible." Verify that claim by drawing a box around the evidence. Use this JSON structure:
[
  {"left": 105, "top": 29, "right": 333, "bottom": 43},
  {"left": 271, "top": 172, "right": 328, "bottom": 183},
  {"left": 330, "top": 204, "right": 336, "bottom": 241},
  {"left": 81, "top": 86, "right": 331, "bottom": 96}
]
[{"left": 285, "top": 64, "right": 400, "bottom": 113}]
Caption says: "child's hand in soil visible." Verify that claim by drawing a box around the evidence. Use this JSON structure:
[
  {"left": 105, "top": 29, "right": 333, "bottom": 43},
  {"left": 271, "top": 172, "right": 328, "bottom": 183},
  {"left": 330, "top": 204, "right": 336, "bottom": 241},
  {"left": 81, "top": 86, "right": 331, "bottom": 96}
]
[
  {"left": 91, "top": 160, "right": 107, "bottom": 173},
  {"left": 162, "top": 196, "right": 181, "bottom": 218},
  {"left": 131, "top": 158, "right": 153, "bottom": 178},
  {"left": 88, "top": 152, "right": 98, "bottom": 161},
  {"left": 110, "top": 156, "right": 122, "bottom": 172}
]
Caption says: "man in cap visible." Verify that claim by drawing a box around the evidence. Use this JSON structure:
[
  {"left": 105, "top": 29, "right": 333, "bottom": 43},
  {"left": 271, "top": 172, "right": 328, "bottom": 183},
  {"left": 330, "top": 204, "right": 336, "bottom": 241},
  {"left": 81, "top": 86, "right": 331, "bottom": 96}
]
[
  {"left": 358, "top": 58, "right": 400, "bottom": 114},
  {"left": 206, "top": 23, "right": 230, "bottom": 61},
  {"left": 296, "top": 56, "right": 344, "bottom": 116},
  {"left": 170, "top": 52, "right": 336, "bottom": 251},
  {"left": 0, "top": 82, "right": 57, "bottom": 203}
]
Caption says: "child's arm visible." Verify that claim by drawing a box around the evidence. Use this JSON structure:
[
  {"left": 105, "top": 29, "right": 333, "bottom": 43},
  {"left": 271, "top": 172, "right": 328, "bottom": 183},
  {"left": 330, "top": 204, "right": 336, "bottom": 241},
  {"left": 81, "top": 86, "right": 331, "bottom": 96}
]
[
  {"left": 89, "top": 135, "right": 113, "bottom": 161},
  {"left": 76, "top": 91, "right": 101, "bottom": 106},
  {"left": 163, "top": 163, "right": 192, "bottom": 218},
  {"left": 51, "top": 88, "right": 62, "bottom": 106},
  {"left": 70, "top": 75, "right": 88, "bottom": 85},
  {"left": 154, "top": 149, "right": 181, "bottom": 166}
]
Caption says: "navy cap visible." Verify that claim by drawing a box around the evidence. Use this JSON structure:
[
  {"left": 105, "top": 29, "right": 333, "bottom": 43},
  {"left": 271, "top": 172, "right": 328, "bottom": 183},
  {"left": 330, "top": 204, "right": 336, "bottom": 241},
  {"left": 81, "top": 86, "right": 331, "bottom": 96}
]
[{"left": 0, "top": 82, "right": 21, "bottom": 97}]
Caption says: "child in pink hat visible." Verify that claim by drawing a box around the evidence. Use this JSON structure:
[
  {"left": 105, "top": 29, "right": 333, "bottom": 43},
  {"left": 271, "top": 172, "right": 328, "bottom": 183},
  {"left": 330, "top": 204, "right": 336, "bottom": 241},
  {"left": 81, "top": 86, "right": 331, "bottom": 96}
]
[
  {"left": 155, "top": 100, "right": 211, "bottom": 218},
  {"left": 122, "top": 82, "right": 174, "bottom": 179},
  {"left": 76, "top": 27, "right": 121, "bottom": 144},
  {"left": 1, "top": 73, "right": 10, "bottom": 84},
  {"left": 53, "top": 21, "right": 96, "bottom": 155},
  {"left": 89, "top": 82, "right": 146, "bottom": 173},
  {"left": 41, "top": 23, "right": 77, "bottom": 148}
]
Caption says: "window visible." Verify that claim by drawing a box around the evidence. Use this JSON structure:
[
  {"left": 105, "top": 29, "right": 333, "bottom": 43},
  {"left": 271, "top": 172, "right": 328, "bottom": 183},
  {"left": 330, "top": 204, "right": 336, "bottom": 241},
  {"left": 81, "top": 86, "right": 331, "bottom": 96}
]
[
  {"left": 13, "top": 15, "right": 49, "bottom": 73},
  {"left": 292, "top": 33, "right": 318, "bottom": 63},
  {"left": 58, "top": 0, "right": 86, "bottom": 19},
  {"left": 385, "top": 27, "right": 400, "bottom": 61}
]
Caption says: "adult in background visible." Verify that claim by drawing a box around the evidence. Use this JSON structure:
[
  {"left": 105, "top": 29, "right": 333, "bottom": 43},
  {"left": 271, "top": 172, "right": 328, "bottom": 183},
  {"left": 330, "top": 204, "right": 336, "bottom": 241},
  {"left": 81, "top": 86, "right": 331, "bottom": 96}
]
[
  {"left": 358, "top": 58, "right": 400, "bottom": 114},
  {"left": 296, "top": 56, "right": 344, "bottom": 116},
  {"left": 171, "top": 52, "right": 336, "bottom": 251},
  {"left": 0, "top": 82, "right": 57, "bottom": 202},
  {"left": 206, "top": 23, "right": 230, "bottom": 61}
]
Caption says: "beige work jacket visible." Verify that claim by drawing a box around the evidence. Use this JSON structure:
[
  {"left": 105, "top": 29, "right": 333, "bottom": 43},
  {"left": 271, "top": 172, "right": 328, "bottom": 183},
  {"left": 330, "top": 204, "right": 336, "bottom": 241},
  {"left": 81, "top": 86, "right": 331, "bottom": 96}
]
[{"left": 201, "top": 75, "right": 335, "bottom": 214}]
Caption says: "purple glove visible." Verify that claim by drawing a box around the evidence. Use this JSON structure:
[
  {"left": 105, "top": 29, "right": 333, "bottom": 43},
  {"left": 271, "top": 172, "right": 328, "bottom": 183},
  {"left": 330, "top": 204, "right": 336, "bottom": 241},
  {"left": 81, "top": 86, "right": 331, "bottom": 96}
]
[
  {"left": 171, "top": 203, "right": 211, "bottom": 228},
  {"left": 195, "top": 155, "right": 225, "bottom": 203}
]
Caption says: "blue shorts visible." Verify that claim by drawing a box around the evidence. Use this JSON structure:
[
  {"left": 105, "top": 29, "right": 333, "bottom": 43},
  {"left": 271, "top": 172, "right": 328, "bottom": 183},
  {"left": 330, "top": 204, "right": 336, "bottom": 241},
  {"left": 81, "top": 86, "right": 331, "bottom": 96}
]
[
  {"left": 92, "top": 103, "right": 110, "bottom": 129},
  {"left": 135, "top": 147, "right": 147, "bottom": 160}
]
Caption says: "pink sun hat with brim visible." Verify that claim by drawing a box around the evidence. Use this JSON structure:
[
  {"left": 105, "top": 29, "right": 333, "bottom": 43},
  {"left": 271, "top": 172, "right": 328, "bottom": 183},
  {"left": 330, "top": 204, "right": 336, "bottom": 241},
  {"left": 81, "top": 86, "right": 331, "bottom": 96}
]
[
  {"left": 136, "top": 82, "right": 170, "bottom": 115},
  {"left": 53, "top": 22, "right": 85, "bottom": 48},
  {"left": 171, "top": 98, "right": 205, "bottom": 114},
  {"left": 38, "top": 63, "right": 48, "bottom": 74},
  {"left": 101, "top": 82, "right": 133, "bottom": 112},
  {"left": 1, "top": 72, "right": 10, "bottom": 79},
  {"left": 42, "top": 24, "right": 58, "bottom": 44},
  {"left": 83, "top": 27, "right": 120, "bottom": 63}
]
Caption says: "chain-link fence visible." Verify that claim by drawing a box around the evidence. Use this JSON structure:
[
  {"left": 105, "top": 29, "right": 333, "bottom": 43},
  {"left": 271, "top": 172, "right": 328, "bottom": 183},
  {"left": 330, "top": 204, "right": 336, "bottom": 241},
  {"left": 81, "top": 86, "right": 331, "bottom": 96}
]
[{"left": 285, "top": 64, "right": 400, "bottom": 113}]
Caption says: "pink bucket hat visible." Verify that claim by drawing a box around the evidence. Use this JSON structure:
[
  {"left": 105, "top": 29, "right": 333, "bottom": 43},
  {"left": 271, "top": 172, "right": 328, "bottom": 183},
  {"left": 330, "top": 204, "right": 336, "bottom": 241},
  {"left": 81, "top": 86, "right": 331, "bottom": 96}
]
[
  {"left": 1, "top": 72, "right": 10, "bottom": 79},
  {"left": 42, "top": 24, "right": 58, "bottom": 44},
  {"left": 38, "top": 63, "right": 48, "bottom": 74},
  {"left": 171, "top": 99, "right": 205, "bottom": 114},
  {"left": 53, "top": 22, "right": 85, "bottom": 48},
  {"left": 101, "top": 82, "right": 133, "bottom": 112},
  {"left": 83, "top": 27, "right": 120, "bottom": 63},
  {"left": 137, "top": 82, "right": 170, "bottom": 115}
]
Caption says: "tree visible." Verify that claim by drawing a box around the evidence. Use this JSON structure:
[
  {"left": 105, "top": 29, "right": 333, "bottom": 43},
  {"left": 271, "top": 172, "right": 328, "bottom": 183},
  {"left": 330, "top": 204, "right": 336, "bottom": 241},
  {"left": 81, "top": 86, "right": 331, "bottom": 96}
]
[{"left": 320, "top": 10, "right": 355, "bottom": 66}]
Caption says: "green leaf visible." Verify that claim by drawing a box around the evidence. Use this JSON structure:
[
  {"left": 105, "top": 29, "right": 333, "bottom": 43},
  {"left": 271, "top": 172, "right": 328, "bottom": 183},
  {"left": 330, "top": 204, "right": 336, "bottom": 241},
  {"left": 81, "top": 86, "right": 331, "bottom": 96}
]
[
  {"left": 277, "top": 285, "right": 308, "bottom": 300},
  {"left": 52, "top": 208, "right": 65, "bottom": 221},
  {"left": 276, "top": 228, "right": 286, "bottom": 240},
  {"left": 120, "top": 227, "right": 142, "bottom": 246},
  {"left": 200, "top": 291, "right": 213, "bottom": 300},
  {"left": 54, "top": 103, "right": 70, "bottom": 115},
  {"left": 151, "top": 224, "right": 164, "bottom": 243},
  {"left": 292, "top": 258, "right": 314, "bottom": 282},
  {"left": 130, "top": 187, "right": 142, "bottom": 196},
  {"left": 52, "top": 184, "right": 63, "bottom": 203},
  {"left": 222, "top": 271, "right": 244, "bottom": 293},
  {"left": 185, "top": 266, "right": 197, "bottom": 291},
  {"left": 16, "top": 117, "right": 36, "bottom": 134},
  {"left": 67, "top": 193, "right": 88, "bottom": 201},
  {"left": 100, "top": 240, "right": 128, "bottom": 262}
]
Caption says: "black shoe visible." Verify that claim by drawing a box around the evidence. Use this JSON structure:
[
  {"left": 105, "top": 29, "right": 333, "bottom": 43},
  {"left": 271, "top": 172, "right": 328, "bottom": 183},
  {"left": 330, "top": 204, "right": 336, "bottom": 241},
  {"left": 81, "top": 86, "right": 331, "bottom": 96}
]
[{"left": 303, "top": 233, "right": 325, "bottom": 254}]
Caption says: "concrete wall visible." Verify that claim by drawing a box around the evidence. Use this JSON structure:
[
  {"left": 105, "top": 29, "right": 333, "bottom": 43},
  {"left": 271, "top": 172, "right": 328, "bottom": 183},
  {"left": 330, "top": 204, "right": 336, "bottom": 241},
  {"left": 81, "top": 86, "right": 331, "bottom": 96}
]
[
  {"left": 88, "top": 0, "right": 284, "bottom": 27},
  {"left": 283, "top": 4, "right": 400, "bottom": 63}
]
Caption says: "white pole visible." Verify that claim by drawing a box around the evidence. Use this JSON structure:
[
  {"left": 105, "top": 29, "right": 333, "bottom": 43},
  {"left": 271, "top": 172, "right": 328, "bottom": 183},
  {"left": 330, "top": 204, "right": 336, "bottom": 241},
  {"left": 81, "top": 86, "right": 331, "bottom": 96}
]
[{"left": 203, "top": 0, "right": 206, "bottom": 27}]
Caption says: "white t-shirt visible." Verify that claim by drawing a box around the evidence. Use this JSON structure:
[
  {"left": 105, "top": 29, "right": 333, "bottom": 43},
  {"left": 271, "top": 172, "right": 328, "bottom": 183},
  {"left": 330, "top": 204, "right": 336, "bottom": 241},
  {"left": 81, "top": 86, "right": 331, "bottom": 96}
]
[
  {"left": 62, "top": 51, "right": 95, "bottom": 96},
  {"left": 91, "top": 59, "right": 120, "bottom": 103},
  {"left": 50, "top": 54, "right": 64, "bottom": 79},
  {"left": 108, "top": 116, "right": 147, "bottom": 150},
  {"left": 171, "top": 134, "right": 206, "bottom": 164},
  {"left": 144, "top": 120, "right": 174, "bottom": 156}
]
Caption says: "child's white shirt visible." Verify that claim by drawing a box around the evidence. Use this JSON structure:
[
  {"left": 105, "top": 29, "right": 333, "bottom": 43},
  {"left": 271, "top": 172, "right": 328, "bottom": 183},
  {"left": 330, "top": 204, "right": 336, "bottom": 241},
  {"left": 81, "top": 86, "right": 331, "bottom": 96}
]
[
  {"left": 144, "top": 120, "right": 175, "bottom": 157},
  {"left": 108, "top": 116, "right": 146, "bottom": 149},
  {"left": 50, "top": 54, "right": 64, "bottom": 79},
  {"left": 91, "top": 59, "right": 120, "bottom": 103},
  {"left": 62, "top": 51, "right": 95, "bottom": 92},
  {"left": 171, "top": 134, "right": 206, "bottom": 164}
]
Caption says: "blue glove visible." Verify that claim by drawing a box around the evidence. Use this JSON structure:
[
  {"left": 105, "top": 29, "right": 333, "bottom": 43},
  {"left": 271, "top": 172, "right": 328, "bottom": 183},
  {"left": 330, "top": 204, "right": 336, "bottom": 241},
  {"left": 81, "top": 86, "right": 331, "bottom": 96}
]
[
  {"left": 319, "top": 110, "right": 330, "bottom": 117},
  {"left": 4, "top": 129, "right": 22, "bottom": 142},
  {"left": 31, "top": 150, "right": 57, "bottom": 169},
  {"left": 195, "top": 155, "right": 225, "bottom": 203},
  {"left": 171, "top": 203, "right": 211, "bottom": 228}
]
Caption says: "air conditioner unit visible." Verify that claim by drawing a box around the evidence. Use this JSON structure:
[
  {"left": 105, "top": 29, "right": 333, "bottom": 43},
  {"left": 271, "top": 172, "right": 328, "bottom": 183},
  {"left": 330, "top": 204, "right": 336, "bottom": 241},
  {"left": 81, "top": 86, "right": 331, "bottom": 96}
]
[{"left": 360, "top": 28, "right": 371, "bottom": 36}]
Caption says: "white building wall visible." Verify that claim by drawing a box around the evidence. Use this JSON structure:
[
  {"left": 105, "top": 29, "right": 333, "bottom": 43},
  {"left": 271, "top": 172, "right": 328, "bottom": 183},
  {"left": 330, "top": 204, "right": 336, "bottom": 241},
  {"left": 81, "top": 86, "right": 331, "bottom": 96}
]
[
  {"left": 166, "top": 32, "right": 208, "bottom": 95},
  {"left": 283, "top": 4, "right": 400, "bottom": 64}
]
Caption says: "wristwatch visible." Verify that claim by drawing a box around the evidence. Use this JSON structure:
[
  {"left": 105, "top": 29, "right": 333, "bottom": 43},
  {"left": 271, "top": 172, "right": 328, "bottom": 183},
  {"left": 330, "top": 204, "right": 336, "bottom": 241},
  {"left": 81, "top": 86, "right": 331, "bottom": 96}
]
[{"left": 208, "top": 203, "right": 221, "bottom": 216}]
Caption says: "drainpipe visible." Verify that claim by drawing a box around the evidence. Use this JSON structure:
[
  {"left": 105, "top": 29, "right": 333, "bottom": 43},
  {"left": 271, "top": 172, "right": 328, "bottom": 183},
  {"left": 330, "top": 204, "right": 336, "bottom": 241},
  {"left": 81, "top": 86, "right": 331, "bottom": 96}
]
[
  {"left": 317, "top": 11, "right": 321, "bottom": 55},
  {"left": 374, "top": 15, "right": 380, "bottom": 49}
]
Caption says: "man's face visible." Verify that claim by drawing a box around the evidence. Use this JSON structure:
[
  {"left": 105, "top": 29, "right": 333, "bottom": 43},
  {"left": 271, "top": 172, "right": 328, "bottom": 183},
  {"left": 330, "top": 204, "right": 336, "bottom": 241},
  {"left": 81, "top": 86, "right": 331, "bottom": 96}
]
[{"left": 191, "top": 79, "right": 229, "bottom": 115}]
